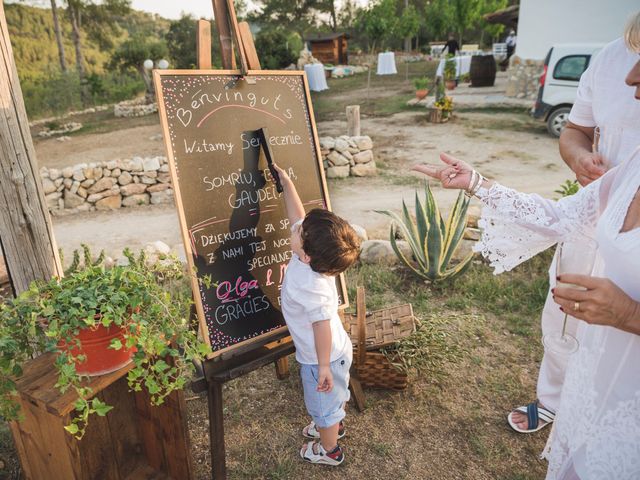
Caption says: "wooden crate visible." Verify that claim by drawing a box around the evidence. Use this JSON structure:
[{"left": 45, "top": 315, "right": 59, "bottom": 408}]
[{"left": 9, "top": 353, "right": 193, "bottom": 480}]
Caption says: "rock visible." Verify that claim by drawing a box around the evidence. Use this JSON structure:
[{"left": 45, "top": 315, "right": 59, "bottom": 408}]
[
  {"left": 120, "top": 183, "right": 148, "bottom": 196},
  {"left": 359, "top": 240, "right": 412, "bottom": 265},
  {"left": 95, "top": 195, "right": 122, "bottom": 210},
  {"left": 353, "top": 150, "right": 373, "bottom": 164},
  {"left": 159, "top": 164, "right": 170, "bottom": 173},
  {"left": 103, "top": 169, "right": 111, "bottom": 177},
  {"left": 350, "top": 224, "right": 368, "bottom": 242},
  {"left": 451, "top": 239, "right": 476, "bottom": 263},
  {"left": 70, "top": 180, "right": 80, "bottom": 194},
  {"left": 141, "top": 176, "right": 156, "bottom": 185},
  {"left": 72, "top": 164, "right": 87, "bottom": 181},
  {"left": 120, "top": 157, "right": 143, "bottom": 171},
  {"left": 319, "top": 137, "right": 335, "bottom": 150},
  {"left": 327, "top": 151, "right": 350, "bottom": 167},
  {"left": 94, "top": 167, "right": 103, "bottom": 180},
  {"left": 341, "top": 150, "right": 353, "bottom": 161},
  {"left": 145, "top": 240, "right": 171, "bottom": 256},
  {"left": 41, "top": 178, "right": 57, "bottom": 194},
  {"left": 40, "top": 167, "right": 49, "bottom": 178},
  {"left": 122, "top": 193, "right": 150, "bottom": 207},
  {"left": 150, "top": 190, "right": 173, "bottom": 205},
  {"left": 63, "top": 178, "right": 73, "bottom": 188},
  {"left": 111, "top": 168, "right": 121, "bottom": 177},
  {"left": 106, "top": 160, "right": 118, "bottom": 170},
  {"left": 142, "top": 157, "right": 161, "bottom": 171},
  {"left": 54, "top": 178, "right": 63, "bottom": 188},
  {"left": 157, "top": 173, "right": 171, "bottom": 183},
  {"left": 62, "top": 167, "right": 74, "bottom": 178},
  {"left": 87, "top": 187, "right": 120, "bottom": 203},
  {"left": 77, "top": 186, "right": 88, "bottom": 199},
  {"left": 83, "top": 167, "right": 96, "bottom": 179},
  {"left": 48, "top": 168, "right": 61, "bottom": 180},
  {"left": 326, "top": 165, "right": 350, "bottom": 178},
  {"left": 81, "top": 179, "right": 95, "bottom": 188},
  {"left": 118, "top": 171, "right": 133, "bottom": 185},
  {"left": 45, "top": 192, "right": 61, "bottom": 209},
  {"left": 147, "top": 183, "right": 171, "bottom": 193},
  {"left": 466, "top": 204, "right": 481, "bottom": 228},
  {"left": 463, "top": 227, "right": 481, "bottom": 241},
  {"left": 88, "top": 177, "right": 116, "bottom": 194},
  {"left": 334, "top": 138, "right": 349, "bottom": 153},
  {"left": 64, "top": 191, "right": 85, "bottom": 209},
  {"left": 351, "top": 161, "right": 377, "bottom": 176},
  {"left": 353, "top": 135, "right": 373, "bottom": 151},
  {"left": 347, "top": 146, "right": 360, "bottom": 154}
]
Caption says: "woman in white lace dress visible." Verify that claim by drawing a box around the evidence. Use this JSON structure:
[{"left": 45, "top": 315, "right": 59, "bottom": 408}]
[{"left": 414, "top": 18, "right": 640, "bottom": 480}]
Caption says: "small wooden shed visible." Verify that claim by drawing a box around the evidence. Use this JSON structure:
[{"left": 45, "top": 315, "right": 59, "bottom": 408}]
[{"left": 307, "top": 33, "right": 349, "bottom": 65}]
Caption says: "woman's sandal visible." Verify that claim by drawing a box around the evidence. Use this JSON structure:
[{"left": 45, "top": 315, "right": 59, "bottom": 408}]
[
  {"left": 302, "top": 420, "right": 346, "bottom": 439},
  {"left": 507, "top": 400, "right": 555, "bottom": 433},
  {"left": 300, "top": 440, "right": 344, "bottom": 466}
]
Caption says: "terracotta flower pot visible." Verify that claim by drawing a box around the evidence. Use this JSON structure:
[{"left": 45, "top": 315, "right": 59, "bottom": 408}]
[
  {"left": 60, "top": 322, "right": 135, "bottom": 376},
  {"left": 415, "top": 89, "right": 429, "bottom": 100},
  {"left": 445, "top": 79, "right": 456, "bottom": 90}
]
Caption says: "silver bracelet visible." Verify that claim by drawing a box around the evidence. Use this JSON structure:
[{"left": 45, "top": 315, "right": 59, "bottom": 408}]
[
  {"left": 471, "top": 173, "right": 485, "bottom": 196},
  {"left": 466, "top": 170, "right": 477, "bottom": 195}
]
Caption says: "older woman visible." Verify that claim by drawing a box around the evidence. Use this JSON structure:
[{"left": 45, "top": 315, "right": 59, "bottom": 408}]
[{"left": 414, "top": 13, "right": 640, "bottom": 480}]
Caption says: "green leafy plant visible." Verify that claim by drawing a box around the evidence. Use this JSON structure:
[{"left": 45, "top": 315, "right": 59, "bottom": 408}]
[
  {"left": 377, "top": 182, "right": 473, "bottom": 283},
  {"left": 554, "top": 179, "right": 580, "bottom": 198},
  {"left": 443, "top": 56, "right": 457, "bottom": 81},
  {"left": 413, "top": 77, "right": 429, "bottom": 90},
  {"left": 0, "top": 245, "right": 210, "bottom": 438}
]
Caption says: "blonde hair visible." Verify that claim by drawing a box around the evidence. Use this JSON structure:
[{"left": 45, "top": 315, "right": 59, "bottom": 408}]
[{"left": 624, "top": 11, "right": 640, "bottom": 52}]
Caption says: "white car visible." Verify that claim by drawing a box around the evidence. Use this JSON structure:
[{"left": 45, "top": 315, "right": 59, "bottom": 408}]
[{"left": 531, "top": 43, "right": 604, "bottom": 137}]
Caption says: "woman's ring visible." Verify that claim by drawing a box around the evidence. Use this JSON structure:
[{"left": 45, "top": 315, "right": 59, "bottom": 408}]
[
  {"left": 574, "top": 301, "right": 580, "bottom": 312},
  {"left": 448, "top": 173, "right": 457, "bottom": 179}
]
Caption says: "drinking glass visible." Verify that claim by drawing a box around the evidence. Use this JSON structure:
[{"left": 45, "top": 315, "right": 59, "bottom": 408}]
[{"left": 542, "top": 238, "right": 598, "bottom": 355}]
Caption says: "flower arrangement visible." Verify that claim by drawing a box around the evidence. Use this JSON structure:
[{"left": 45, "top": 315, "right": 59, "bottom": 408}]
[{"left": 434, "top": 95, "right": 454, "bottom": 118}]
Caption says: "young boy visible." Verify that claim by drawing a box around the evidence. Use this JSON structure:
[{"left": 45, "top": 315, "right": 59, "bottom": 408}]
[{"left": 272, "top": 164, "right": 360, "bottom": 466}]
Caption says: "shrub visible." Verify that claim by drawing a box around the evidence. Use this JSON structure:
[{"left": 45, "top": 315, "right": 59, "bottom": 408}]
[{"left": 255, "top": 29, "right": 298, "bottom": 69}]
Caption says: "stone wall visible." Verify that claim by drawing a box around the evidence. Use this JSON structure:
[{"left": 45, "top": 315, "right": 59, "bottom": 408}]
[
  {"left": 41, "top": 156, "right": 173, "bottom": 216},
  {"left": 114, "top": 97, "right": 158, "bottom": 117},
  {"left": 319, "top": 135, "right": 377, "bottom": 178},
  {"left": 504, "top": 56, "right": 544, "bottom": 100}
]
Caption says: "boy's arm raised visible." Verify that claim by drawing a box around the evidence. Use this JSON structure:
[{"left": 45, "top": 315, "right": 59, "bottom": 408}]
[{"left": 273, "top": 163, "right": 305, "bottom": 225}]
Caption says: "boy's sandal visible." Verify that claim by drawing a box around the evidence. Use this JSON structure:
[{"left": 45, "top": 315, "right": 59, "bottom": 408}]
[
  {"left": 302, "top": 421, "right": 346, "bottom": 440},
  {"left": 507, "top": 400, "right": 555, "bottom": 433},
  {"left": 299, "top": 440, "right": 344, "bottom": 466}
]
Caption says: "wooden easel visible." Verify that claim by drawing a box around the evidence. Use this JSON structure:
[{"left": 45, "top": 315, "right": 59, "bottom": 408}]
[{"left": 191, "top": 2, "right": 365, "bottom": 478}]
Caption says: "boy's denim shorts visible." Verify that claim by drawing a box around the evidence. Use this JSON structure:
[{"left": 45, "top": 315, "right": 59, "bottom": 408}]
[{"left": 300, "top": 350, "right": 352, "bottom": 429}]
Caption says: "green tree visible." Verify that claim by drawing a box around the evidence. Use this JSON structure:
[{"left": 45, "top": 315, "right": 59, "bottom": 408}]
[
  {"left": 254, "top": 29, "right": 298, "bottom": 69},
  {"left": 449, "top": 0, "right": 481, "bottom": 43},
  {"left": 166, "top": 14, "right": 197, "bottom": 69},
  {"left": 477, "top": 0, "right": 508, "bottom": 45},
  {"left": 398, "top": 4, "right": 420, "bottom": 52},
  {"left": 109, "top": 35, "right": 167, "bottom": 99},
  {"left": 358, "top": 0, "right": 399, "bottom": 52},
  {"left": 249, "top": 0, "right": 323, "bottom": 39}
]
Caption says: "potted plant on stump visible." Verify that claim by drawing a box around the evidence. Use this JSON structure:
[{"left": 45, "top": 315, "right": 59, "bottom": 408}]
[
  {"left": 413, "top": 77, "right": 430, "bottom": 100},
  {"left": 444, "top": 56, "right": 457, "bottom": 90},
  {"left": 0, "top": 246, "right": 210, "bottom": 438}
]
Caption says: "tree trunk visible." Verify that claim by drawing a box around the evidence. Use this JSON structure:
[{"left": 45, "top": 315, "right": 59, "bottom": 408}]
[
  {"left": 50, "top": 0, "right": 67, "bottom": 73},
  {"left": 67, "top": 2, "right": 89, "bottom": 104},
  {"left": 329, "top": 0, "right": 337, "bottom": 32},
  {"left": 0, "top": 3, "right": 63, "bottom": 294},
  {"left": 403, "top": 0, "right": 410, "bottom": 52}
]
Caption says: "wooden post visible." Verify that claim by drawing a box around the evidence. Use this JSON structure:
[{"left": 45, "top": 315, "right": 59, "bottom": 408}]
[
  {"left": 346, "top": 105, "right": 360, "bottom": 137},
  {"left": 207, "top": 379, "right": 226, "bottom": 480},
  {"left": 212, "top": 0, "right": 235, "bottom": 69},
  {"left": 0, "top": 3, "right": 62, "bottom": 294},
  {"left": 197, "top": 19, "right": 212, "bottom": 69}
]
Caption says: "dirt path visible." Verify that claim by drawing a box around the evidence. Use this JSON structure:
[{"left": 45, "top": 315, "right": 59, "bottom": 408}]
[{"left": 50, "top": 110, "right": 572, "bottom": 259}]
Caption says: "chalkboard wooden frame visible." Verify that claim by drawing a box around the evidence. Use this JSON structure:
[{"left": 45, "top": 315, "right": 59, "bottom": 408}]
[{"left": 154, "top": 69, "right": 349, "bottom": 359}]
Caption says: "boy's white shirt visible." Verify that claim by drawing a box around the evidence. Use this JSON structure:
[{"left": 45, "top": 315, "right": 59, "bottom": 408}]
[{"left": 281, "top": 250, "right": 351, "bottom": 365}]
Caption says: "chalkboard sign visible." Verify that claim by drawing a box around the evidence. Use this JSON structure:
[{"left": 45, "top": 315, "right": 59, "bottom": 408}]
[{"left": 154, "top": 70, "right": 348, "bottom": 357}]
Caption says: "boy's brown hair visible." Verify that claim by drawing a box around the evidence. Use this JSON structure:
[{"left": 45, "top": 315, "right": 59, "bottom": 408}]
[{"left": 301, "top": 209, "right": 360, "bottom": 276}]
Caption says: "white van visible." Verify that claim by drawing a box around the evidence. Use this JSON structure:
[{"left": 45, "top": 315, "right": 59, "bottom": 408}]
[{"left": 531, "top": 43, "right": 604, "bottom": 137}]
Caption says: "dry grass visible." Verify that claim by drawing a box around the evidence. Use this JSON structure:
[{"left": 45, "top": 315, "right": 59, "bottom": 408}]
[{"left": 186, "top": 253, "right": 553, "bottom": 479}]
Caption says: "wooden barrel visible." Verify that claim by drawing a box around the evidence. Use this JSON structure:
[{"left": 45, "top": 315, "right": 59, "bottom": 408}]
[{"left": 470, "top": 55, "right": 497, "bottom": 87}]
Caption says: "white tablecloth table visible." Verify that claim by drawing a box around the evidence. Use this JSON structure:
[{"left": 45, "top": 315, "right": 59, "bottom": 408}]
[
  {"left": 436, "top": 55, "right": 472, "bottom": 78},
  {"left": 376, "top": 52, "right": 397, "bottom": 75},
  {"left": 304, "top": 63, "right": 329, "bottom": 92}
]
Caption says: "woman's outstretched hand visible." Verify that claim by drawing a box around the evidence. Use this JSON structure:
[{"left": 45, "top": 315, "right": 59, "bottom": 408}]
[{"left": 412, "top": 152, "right": 474, "bottom": 190}]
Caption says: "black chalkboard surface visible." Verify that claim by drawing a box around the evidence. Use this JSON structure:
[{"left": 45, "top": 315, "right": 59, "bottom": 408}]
[{"left": 154, "top": 70, "right": 347, "bottom": 357}]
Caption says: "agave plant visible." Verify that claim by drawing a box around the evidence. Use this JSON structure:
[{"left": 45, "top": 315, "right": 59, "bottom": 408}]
[{"left": 377, "top": 182, "right": 473, "bottom": 282}]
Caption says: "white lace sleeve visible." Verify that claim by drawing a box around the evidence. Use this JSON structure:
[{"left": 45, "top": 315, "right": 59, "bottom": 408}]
[{"left": 473, "top": 181, "right": 600, "bottom": 274}]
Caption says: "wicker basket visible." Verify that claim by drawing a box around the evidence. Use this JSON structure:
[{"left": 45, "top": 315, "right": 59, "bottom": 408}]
[
  {"left": 342, "top": 303, "right": 415, "bottom": 350},
  {"left": 350, "top": 286, "right": 409, "bottom": 390}
]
